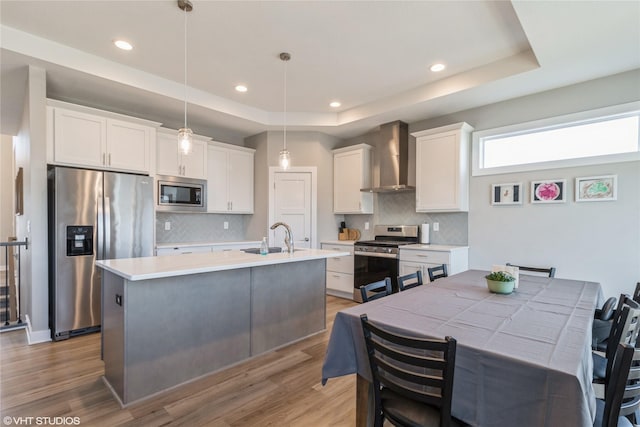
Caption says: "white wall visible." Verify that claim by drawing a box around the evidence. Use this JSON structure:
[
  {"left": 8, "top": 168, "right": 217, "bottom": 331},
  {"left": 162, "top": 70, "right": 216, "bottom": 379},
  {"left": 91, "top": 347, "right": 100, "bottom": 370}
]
[
  {"left": 245, "top": 130, "right": 344, "bottom": 246},
  {"left": 470, "top": 161, "right": 639, "bottom": 298},
  {"left": 0, "top": 135, "right": 15, "bottom": 255},
  {"left": 410, "top": 69, "right": 640, "bottom": 300},
  {"left": 14, "top": 66, "right": 50, "bottom": 342}
]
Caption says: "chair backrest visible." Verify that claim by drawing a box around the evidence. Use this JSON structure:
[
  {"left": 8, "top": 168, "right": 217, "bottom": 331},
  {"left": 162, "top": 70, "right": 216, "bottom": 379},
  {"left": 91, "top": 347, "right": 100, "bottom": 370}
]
[
  {"left": 360, "top": 278, "right": 392, "bottom": 303},
  {"left": 633, "top": 282, "right": 640, "bottom": 304},
  {"left": 360, "top": 314, "right": 457, "bottom": 427},
  {"left": 619, "top": 347, "right": 640, "bottom": 418},
  {"left": 595, "top": 297, "right": 618, "bottom": 321},
  {"left": 605, "top": 297, "right": 640, "bottom": 382},
  {"left": 601, "top": 343, "right": 635, "bottom": 427},
  {"left": 427, "top": 264, "right": 448, "bottom": 282},
  {"left": 398, "top": 270, "right": 423, "bottom": 291},
  {"left": 506, "top": 262, "right": 556, "bottom": 278}
]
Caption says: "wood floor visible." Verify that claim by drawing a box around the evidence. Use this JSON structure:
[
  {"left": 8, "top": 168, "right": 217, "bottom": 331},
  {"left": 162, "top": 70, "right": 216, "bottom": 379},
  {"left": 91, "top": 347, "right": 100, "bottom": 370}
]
[{"left": 0, "top": 296, "right": 358, "bottom": 426}]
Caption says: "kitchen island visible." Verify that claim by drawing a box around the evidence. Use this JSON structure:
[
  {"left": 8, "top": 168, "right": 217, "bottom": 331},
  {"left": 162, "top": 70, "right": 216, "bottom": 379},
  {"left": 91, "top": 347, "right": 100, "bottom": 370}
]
[{"left": 96, "top": 248, "right": 349, "bottom": 406}]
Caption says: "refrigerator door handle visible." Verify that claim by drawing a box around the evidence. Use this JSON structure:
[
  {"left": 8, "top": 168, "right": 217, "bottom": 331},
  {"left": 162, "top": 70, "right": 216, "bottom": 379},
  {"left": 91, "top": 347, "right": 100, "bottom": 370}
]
[
  {"left": 104, "top": 196, "right": 111, "bottom": 259},
  {"left": 97, "top": 196, "right": 104, "bottom": 260}
]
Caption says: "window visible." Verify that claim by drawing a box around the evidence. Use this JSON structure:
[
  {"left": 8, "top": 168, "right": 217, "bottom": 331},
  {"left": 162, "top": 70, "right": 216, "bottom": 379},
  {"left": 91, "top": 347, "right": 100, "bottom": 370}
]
[{"left": 472, "top": 103, "right": 640, "bottom": 176}]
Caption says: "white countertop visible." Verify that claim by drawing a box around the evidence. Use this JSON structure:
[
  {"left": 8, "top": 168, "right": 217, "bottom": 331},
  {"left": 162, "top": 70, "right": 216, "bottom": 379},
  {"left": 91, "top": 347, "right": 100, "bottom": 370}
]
[
  {"left": 401, "top": 244, "right": 469, "bottom": 251},
  {"left": 96, "top": 249, "right": 350, "bottom": 281},
  {"left": 156, "top": 240, "right": 261, "bottom": 249}
]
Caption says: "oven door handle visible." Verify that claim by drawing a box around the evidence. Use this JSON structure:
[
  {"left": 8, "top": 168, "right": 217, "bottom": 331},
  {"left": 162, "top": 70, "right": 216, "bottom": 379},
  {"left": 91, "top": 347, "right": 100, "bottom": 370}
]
[{"left": 354, "top": 251, "right": 398, "bottom": 259}]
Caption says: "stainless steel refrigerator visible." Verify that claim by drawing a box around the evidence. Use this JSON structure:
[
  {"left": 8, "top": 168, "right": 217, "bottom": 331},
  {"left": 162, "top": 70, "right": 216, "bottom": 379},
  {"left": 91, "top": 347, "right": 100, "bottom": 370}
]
[{"left": 48, "top": 166, "right": 154, "bottom": 340}]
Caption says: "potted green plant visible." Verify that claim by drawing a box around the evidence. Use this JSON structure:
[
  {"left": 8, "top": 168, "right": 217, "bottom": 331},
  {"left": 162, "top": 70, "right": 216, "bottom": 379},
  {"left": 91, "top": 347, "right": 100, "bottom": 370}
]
[{"left": 485, "top": 271, "right": 516, "bottom": 294}]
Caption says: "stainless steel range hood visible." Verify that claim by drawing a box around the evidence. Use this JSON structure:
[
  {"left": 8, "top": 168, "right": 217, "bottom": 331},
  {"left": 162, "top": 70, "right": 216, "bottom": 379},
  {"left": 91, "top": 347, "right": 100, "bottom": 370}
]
[{"left": 361, "top": 120, "right": 415, "bottom": 193}]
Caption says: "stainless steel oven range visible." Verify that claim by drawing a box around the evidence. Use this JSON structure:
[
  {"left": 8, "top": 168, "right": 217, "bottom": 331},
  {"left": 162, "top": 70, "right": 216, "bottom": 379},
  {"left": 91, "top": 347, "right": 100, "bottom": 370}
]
[{"left": 353, "top": 225, "right": 419, "bottom": 302}]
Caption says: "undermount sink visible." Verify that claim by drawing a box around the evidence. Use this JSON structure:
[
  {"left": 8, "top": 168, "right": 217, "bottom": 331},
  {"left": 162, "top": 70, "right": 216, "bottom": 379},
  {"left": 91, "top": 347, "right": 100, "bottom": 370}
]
[{"left": 242, "top": 247, "right": 282, "bottom": 254}]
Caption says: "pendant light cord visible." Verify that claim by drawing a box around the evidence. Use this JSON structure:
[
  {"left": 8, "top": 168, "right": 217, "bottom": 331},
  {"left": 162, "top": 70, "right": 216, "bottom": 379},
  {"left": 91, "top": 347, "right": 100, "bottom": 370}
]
[
  {"left": 183, "top": 4, "right": 188, "bottom": 128},
  {"left": 283, "top": 57, "right": 287, "bottom": 150}
]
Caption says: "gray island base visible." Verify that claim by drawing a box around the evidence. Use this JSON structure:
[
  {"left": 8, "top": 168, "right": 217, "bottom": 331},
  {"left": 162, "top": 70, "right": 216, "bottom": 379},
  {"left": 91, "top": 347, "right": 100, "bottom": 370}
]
[{"left": 98, "top": 251, "right": 339, "bottom": 406}]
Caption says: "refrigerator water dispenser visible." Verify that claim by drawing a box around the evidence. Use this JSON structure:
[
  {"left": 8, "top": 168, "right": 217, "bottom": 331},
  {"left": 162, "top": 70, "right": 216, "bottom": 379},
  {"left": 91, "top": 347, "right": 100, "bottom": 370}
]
[{"left": 66, "top": 225, "right": 93, "bottom": 256}]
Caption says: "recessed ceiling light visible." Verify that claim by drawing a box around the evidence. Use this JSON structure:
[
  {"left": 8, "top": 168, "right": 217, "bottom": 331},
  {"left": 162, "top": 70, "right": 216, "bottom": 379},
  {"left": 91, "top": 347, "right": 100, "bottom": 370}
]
[
  {"left": 235, "top": 85, "right": 248, "bottom": 93},
  {"left": 114, "top": 40, "right": 133, "bottom": 51},
  {"left": 430, "top": 63, "right": 445, "bottom": 72},
  {"left": 329, "top": 101, "right": 341, "bottom": 108}
]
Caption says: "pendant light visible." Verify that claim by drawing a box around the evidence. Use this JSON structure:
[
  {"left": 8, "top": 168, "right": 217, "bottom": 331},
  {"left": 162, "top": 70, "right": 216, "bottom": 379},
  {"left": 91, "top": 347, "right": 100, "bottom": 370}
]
[
  {"left": 178, "top": 0, "right": 193, "bottom": 155},
  {"left": 279, "top": 52, "right": 291, "bottom": 170}
]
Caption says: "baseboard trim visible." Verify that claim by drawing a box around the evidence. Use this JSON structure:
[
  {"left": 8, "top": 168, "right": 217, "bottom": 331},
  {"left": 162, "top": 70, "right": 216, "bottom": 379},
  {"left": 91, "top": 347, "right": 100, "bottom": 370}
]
[{"left": 25, "top": 314, "right": 51, "bottom": 344}]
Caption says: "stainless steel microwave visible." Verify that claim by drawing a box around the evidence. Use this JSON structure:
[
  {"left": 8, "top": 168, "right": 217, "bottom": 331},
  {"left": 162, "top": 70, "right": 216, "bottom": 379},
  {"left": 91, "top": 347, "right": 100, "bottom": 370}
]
[{"left": 156, "top": 175, "right": 207, "bottom": 212}]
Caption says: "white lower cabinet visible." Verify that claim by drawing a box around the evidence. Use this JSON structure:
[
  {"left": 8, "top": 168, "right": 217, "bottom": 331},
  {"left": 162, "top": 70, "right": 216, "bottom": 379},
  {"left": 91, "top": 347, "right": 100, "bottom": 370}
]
[
  {"left": 156, "top": 245, "right": 213, "bottom": 256},
  {"left": 156, "top": 241, "right": 261, "bottom": 256},
  {"left": 210, "top": 241, "right": 260, "bottom": 252},
  {"left": 399, "top": 246, "right": 469, "bottom": 283},
  {"left": 321, "top": 242, "right": 355, "bottom": 299}
]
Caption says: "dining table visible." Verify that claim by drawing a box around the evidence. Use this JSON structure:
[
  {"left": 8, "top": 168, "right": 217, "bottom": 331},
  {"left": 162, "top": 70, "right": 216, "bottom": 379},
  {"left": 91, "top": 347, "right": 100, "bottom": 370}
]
[{"left": 322, "top": 269, "right": 604, "bottom": 427}]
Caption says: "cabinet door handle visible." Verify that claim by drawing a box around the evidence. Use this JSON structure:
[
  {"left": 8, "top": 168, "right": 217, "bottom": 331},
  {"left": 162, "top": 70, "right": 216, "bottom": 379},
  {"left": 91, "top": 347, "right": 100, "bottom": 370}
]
[
  {"left": 108, "top": 153, "right": 111, "bottom": 165},
  {"left": 102, "top": 153, "right": 106, "bottom": 165},
  {"left": 230, "top": 201, "right": 233, "bottom": 211},
  {"left": 416, "top": 254, "right": 429, "bottom": 258},
  {"left": 332, "top": 275, "right": 341, "bottom": 279}
]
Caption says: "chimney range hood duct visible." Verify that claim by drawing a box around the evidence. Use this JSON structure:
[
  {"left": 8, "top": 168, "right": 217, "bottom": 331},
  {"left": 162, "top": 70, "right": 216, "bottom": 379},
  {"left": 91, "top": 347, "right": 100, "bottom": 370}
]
[{"left": 361, "top": 120, "right": 415, "bottom": 193}]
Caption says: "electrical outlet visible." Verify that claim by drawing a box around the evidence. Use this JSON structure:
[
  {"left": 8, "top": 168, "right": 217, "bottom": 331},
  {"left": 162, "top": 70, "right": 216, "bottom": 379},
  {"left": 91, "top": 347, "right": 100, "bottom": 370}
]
[
  {"left": 164, "top": 221, "right": 171, "bottom": 231},
  {"left": 433, "top": 222, "right": 439, "bottom": 232},
  {"left": 365, "top": 222, "right": 370, "bottom": 230},
  {"left": 223, "top": 221, "right": 229, "bottom": 230}
]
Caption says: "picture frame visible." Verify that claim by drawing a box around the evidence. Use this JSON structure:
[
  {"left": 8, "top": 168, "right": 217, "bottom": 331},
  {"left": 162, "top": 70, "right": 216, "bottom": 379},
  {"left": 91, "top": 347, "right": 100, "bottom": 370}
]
[
  {"left": 531, "top": 179, "right": 566, "bottom": 203},
  {"left": 15, "top": 167, "right": 23, "bottom": 216},
  {"left": 575, "top": 175, "right": 617, "bottom": 202},
  {"left": 491, "top": 182, "right": 523, "bottom": 205}
]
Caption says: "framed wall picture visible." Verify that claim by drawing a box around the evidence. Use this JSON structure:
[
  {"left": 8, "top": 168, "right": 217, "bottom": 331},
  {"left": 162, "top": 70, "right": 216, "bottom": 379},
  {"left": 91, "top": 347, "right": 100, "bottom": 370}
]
[
  {"left": 531, "top": 179, "right": 566, "bottom": 203},
  {"left": 575, "top": 175, "right": 617, "bottom": 202},
  {"left": 491, "top": 182, "right": 523, "bottom": 205}
]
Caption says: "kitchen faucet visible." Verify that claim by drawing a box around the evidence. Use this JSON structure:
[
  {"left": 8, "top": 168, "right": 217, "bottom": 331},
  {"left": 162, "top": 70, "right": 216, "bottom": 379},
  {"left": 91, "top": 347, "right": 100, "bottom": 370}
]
[{"left": 270, "top": 222, "right": 294, "bottom": 253}]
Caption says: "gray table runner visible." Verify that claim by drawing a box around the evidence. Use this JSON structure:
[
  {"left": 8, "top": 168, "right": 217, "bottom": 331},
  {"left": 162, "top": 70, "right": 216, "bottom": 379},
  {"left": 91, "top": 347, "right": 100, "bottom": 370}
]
[{"left": 322, "top": 270, "right": 603, "bottom": 427}]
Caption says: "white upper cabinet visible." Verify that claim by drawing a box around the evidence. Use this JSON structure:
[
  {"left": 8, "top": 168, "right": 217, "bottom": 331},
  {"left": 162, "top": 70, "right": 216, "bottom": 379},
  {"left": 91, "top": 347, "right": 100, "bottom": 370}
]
[
  {"left": 50, "top": 102, "right": 157, "bottom": 173},
  {"left": 333, "top": 144, "right": 373, "bottom": 214},
  {"left": 156, "top": 129, "right": 208, "bottom": 179},
  {"left": 207, "top": 142, "right": 255, "bottom": 214},
  {"left": 107, "top": 119, "right": 154, "bottom": 172},
  {"left": 413, "top": 122, "right": 474, "bottom": 212}
]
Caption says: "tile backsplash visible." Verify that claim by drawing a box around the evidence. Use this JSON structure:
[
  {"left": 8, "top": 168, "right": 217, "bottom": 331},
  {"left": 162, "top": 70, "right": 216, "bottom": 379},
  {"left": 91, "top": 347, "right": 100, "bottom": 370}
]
[
  {"left": 156, "top": 213, "right": 247, "bottom": 243},
  {"left": 344, "top": 191, "right": 468, "bottom": 245}
]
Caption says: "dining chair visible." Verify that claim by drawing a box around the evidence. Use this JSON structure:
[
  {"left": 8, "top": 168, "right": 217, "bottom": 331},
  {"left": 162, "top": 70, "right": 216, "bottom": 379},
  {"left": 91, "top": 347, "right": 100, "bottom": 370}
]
[
  {"left": 427, "top": 264, "right": 448, "bottom": 282},
  {"left": 633, "top": 282, "right": 640, "bottom": 304},
  {"left": 594, "top": 343, "right": 635, "bottom": 427},
  {"left": 593, "top": 297, "right": 619, "bottom": 351},
  {"left": 398, "top": 270, "right": 424, "bottom": 291},
  {"left": 619, "top": 347, "right": 640, "bottom": 423},
  {"left": 360, "top": 314, "right": 464, "bottom": 427},
  {"left": 360, "top": 278, "right": 392, "bottom": 303},
  {"left": 506, "top": 262, "right": 556, "bottom": 278},
  {"left": 593, "top": 296, "right": 640, "bottom": 384}
]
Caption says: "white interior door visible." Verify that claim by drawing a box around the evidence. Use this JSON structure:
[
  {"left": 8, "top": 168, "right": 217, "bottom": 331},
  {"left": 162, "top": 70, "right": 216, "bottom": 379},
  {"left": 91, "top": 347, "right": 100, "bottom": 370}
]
[{"left": 270, "top": 170, "right": 313, "bottom": 249}]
